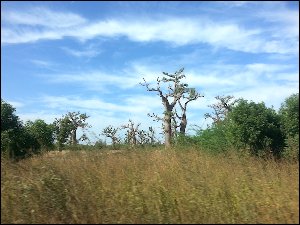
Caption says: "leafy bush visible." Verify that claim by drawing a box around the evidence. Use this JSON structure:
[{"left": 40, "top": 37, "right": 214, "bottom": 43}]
[
  {"left": 25, "top": 119, "right": 55, "bottom": 151},
  {"left": 191, "top": 121, "right": 234, "bottom": 154},
  {"left": 1, "top": 100, "right": 47, "bottom": 159},
  {"left": 227, "top": 99, "right": 285, "bottom": 157}
]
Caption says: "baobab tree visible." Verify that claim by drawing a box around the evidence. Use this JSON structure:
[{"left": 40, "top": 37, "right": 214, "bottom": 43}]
[
  {"left": 140, "top": 68, "right": 198, "bottom": 148},
  {"left": 102, "top": 125, "right": 120, "bottom": 147},
  {"left": 176, "top": 88, "right": 204, "bottom": 135},
  {"left": 53, "top": 112, "right": 90, "bottom": 150}
]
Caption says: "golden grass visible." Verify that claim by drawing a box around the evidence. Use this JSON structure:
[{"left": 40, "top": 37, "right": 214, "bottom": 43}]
[{"left": 1, "top": 148, "right": 299, "bottom": 224}]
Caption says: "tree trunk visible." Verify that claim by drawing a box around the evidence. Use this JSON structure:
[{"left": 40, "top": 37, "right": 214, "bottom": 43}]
[
  {"left": 71, "top": 129, "right": 77, "bottom": 145},
  {"left": 164, "top": 111, "right": 172, "bottom": 148}
]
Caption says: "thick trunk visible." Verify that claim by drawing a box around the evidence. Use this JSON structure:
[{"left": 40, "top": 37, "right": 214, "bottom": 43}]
[
  {"left": 71, "top": 130, "right": 77, "bottom": 145},
  {"left": 164, "top": 112, "right": 172, "bottom": 148}
]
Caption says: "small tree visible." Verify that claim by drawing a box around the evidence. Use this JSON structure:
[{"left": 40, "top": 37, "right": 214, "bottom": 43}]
[
  {"left": 121, "top": 119, "right": 140, "bottom": 146},
  {"left": 102, "top": 125, "right": 120, "bottom": 147}
]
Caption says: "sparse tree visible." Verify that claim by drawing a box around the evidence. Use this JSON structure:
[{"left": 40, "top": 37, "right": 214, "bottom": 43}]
[
  {"left": 140, "top": 68, "right": 189, "bottom": 148},
  {"left": 137, "top": 129, "right": 148, "bottom": 145},
  {"left": 147, "top": 126, "right": 157, "bottom": 145},
  {"left": 121, "top": 119, "right": 140, "bottom": 146},
  {"left": 102, "top": 125, "right": 120, "bottom": 146},
  {"left": 205, "top": 95, "right": 238, "bottom": 125}
]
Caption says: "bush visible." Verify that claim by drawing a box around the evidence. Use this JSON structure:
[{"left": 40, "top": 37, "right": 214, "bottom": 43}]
[
  {"left": 1, "top": 100, "right": 44, "bottom": 160},
  {"left": 227, "top": 99, "right": 285, "bottom": 158},
  {"left": 191, "top": 122, "right": 233, "bottom": 154}
]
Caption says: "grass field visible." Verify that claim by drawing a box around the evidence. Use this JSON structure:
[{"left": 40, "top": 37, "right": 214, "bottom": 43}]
[{"left": 1, "top": 148, "right": 299, "bottom": 224}]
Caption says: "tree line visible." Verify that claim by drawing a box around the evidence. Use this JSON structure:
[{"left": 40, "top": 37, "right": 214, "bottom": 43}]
[{"left": 1, "top": 68, "right": 299, "bottom": 160}]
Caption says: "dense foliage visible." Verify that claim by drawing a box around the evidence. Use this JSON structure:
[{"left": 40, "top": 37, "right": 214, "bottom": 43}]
[
  {"left": 1, "top": 99, "right": 54, "bottom": 159},
  {"left": 227, "top": 99, "right": 285, "bottom": 157},
  {"left": 189, "top": 94, "right": 298, "bottom": 159}
]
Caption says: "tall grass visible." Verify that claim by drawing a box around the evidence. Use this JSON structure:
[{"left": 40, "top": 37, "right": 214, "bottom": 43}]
[{"left": 1, "top": 148, "right": 299, "bottom": 224}]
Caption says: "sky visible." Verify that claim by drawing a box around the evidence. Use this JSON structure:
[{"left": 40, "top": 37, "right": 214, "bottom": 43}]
[{"left": 1, "top": 1, "right": 299, "bottom": 144}]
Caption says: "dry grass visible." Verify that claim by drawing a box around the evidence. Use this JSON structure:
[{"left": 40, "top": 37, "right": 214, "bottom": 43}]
[{"left": 1, "top": 148, "right": 299, "bottom": 224}]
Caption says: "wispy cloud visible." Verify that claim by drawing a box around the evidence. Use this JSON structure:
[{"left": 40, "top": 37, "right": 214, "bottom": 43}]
[
  {"left": 3, "top": 7, "right": 86, "bottom": 28},
  {"left": 39, "top": 95, "right": 161, "bottom": 115},
  {"left": 38, "top": 60, "right": 298, "bottom": 97},
  {"left": 2, "top": 6, "right": 298, "bottom": 54},
  {"left": 30, "top": 59, "right": 54, "bottom": 67},
  {"left": 40, "top": 70, "right": 139, "bottom": 92},
  {"left": 61, "top": 47, "right": 101, "bottom": 58}
]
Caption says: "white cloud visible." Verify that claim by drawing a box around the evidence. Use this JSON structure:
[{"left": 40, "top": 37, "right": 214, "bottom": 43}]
[
  {"left": 41, "top": 70, "right": 139, "bottom": 92},
  {"left": 231, "top": 82, "right": 299, "bottom": 110},
  {"left": 39, "top": 60, "right": 298, "bottom": 104},
  {"left": 2, "top": 7, "right": 298, "bottom": 54},
  {"left": 39, "top": 95, "right": 161, "bottom": 115},
  {"left": 18, "top": 111, "right": 61, "bottom": 124},
  {"left": 257, "top": 5, "right": 299, "bottom": 39},
  {"left": 3, "top": 7, "right": 87, "bottom": 28}
]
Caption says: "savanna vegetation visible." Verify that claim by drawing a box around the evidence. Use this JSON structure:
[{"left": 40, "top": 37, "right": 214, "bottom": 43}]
[
  {"left": 1, "top": 68, "right": 299, "bottom": 223},
  {"left": 1, "top": 149, "right": 299, "bottom": 224}
]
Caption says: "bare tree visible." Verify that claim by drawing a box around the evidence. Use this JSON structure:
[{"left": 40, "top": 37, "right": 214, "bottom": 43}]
[
  {"left": 137, "top": 130, "right": 148, "bottom": 145},
  {"left": 140, "top": 68, "right": 188, "bottom": 148},
  {"left": 121, "top": 119, "right": 140, "bottom": 146},
  {"left": 147, "top": 126, "right": 157, "bottom": 145},
  {"left": 204, "top": 95, "right": 238, "bottom": 124}
]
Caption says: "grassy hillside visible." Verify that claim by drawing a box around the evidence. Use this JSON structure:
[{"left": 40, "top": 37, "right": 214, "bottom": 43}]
[{"left": 1, "top": 148, "right": 299, "bottom": 224}]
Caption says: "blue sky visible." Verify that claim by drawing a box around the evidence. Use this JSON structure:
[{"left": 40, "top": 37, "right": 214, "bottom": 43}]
[{"left": 1, "top": 1, "right": 299, "bottom": 143}]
